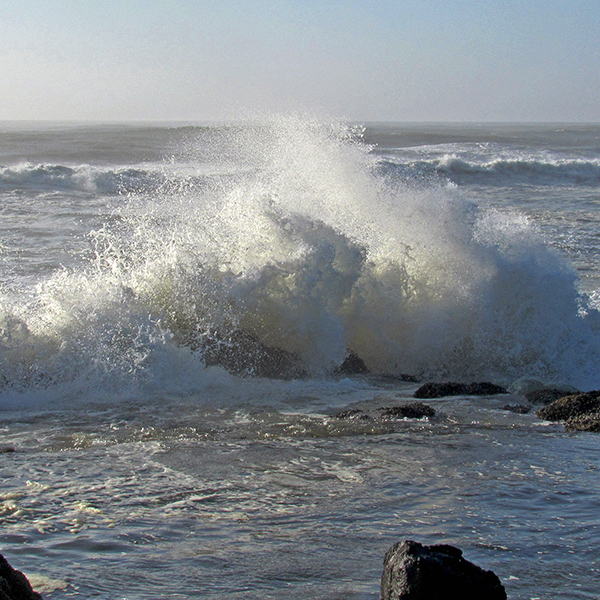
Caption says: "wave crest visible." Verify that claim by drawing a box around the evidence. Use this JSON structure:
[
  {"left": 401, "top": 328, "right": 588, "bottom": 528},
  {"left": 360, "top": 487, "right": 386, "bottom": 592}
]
[
  {"left": 0, "top": 163, "right": 167, "bottom": 194},
  {"left": 380, "top": 155, "right": 600, "bottom": 185},
  {"left": 2, "top": 115, "right": 600, "bottom": 399}
]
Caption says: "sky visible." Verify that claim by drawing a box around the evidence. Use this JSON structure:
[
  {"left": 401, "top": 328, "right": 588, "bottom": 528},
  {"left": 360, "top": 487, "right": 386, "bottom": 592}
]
[{"left": 0, "top": 0, "right": 599, "bottom": 122}]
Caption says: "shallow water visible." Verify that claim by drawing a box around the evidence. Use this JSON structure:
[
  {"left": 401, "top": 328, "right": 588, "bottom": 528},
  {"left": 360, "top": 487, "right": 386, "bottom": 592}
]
[{"left": 2, "top": 380, "right": 600, "bottom": 599}]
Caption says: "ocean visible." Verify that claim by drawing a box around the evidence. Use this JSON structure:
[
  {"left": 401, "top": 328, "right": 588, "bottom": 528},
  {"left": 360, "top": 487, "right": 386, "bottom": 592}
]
[{"left": 0, "top": 116, "right": 599, "bottom": 599}]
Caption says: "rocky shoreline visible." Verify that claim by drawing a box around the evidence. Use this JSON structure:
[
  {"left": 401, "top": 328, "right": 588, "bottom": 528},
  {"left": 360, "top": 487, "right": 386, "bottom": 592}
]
[
  {"left": 3, "top": 379, "right": 596, "bottom": 599},
  {"left": 332, "top": 378, "right": 600, "bottom": 434},
  {"left": 2, "top": 539, "right": 507, "bottom": 600}
]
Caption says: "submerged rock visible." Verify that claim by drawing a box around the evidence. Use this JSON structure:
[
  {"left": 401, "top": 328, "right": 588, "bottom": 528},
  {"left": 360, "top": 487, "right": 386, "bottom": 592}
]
[
  {"left": 525, "top": 388, "right": 571, "bottom": 405},
  {"left": 333, "top": 402, "right": 435, "bottom": 421},
  {"left": 201, "top": 330, "right": 306, "bottom": 379},
  {"left": 333, "top": 408, "right": 373, "bottom": 420},
  {"left": 509, "top": 378, "right": 578, "bottom": 403},
  {"left": 380, "top": 402, "right": 435, "bottom": 419},
  {"left": 380, "top": 540, "right": 506, "bottom": 600},
  {"left": 536, "top": 391, "right": 600, "bottom": 422},
  {"left": 0, "top": 554, "right": 42, "bottom": 600},
  {"left": 414, "top": 381, "right": 507, "bottom": 399},
  {"left": 378, "top": 374, "right": 420, "bottom": 384},
  {"left": 502, "top": 404, "right": 531, "bottom": 414}
]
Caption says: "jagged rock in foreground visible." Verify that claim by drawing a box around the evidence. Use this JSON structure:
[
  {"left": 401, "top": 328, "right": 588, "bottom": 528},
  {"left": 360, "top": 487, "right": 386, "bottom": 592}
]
[
  {"left": 380, "top": 540, "right": 506, "bottom": 600},
  {"left": 414, "top": 381, "right": 507, "bottom": 399},
  {"left": 0, "top": 554, "right": 42, "bottom": 600}
]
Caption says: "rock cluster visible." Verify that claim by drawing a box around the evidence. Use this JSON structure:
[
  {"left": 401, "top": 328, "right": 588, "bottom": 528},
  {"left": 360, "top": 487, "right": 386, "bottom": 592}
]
[
  {"left": 380, "top": 540, "right": 506, "bottom": 600},
  {"left": 0, "top": 554, "right": 42, "bottom": 600},
  {"left": 536, "top": 391, "right": 600, "bottom": 432}
]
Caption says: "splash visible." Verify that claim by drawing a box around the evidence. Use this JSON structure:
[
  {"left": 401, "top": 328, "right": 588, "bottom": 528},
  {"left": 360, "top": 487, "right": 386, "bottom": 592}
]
[{"left": 2, "top": 114, "right": 600, "bottom": 399}]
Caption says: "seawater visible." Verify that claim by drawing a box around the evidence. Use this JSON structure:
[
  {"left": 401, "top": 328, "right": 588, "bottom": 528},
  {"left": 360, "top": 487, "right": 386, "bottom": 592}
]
[{"left": 0, "top": 117, "right": 599, "bottom": 599}]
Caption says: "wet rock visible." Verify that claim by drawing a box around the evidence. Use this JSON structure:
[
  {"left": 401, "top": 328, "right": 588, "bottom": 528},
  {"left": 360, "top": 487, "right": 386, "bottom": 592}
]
[
  {"left": 536, "top": 391, "right": 600, "bottom": 422},
  {"left": 414, "top": 382, "right": 465, "bottom": 398},
  {"left": 502, "top": 404, "right": 531, "bottom": 414},
  {"left": 565, "top": 411, "right": 600, "bottom": 432},
  {"left": 333, "top": 408, "right": 372, "bottom": 420},
  {"left": 414, "top": 381, "right": 507, "bottom": 399},
  {"left": 380, "top": 539, "right": 506, "bottom": 600},
  {"left": 380, "top": 402, "right": 435, "bottom": 419},
  {"left": 379, "top": 374, "right": 420, "bottom": 384},
  {"left": 201, "top": 330, "right": 306, "bottom": 379},
  {"left": 334, "top": 408, "right": 363, "bottom": 418},
  {"left": 464, "top": 382, "right": 508, "bottom": 396},
  {"left": 525, "top": 388, "right": 571, "bottom": 405},
  {"left": 334, "top": 350, "right": 370, "bottom": 375},
  {"left": 0, "top": 554, "right": 42, "bottom": 600},
  {"left": 509, "top": 378, "right": 578, "bottom": 400}
]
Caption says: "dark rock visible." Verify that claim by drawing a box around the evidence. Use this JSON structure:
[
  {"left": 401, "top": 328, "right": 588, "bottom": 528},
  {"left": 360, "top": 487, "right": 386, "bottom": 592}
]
[
  {"left": 380, "top": 539, "right": 506, "bottom": 600},
  {"left": 464, "top": 382, "right": 508, "bottom": 396},
  {"left": 334, "top": 409, "right": 366, "bottom": 419},
  {"left": 379, "top": 374, "right": 420, "bottom": 384},
  {"left": 380, "top": 402, "right": 435, "bottom": 419},
  {"left": 414, "top": 382, "right": 465, "bottom": 398},
  {"left": 201, "top": 329, "right": 306, "bottom": 379},
  {"left": 565, "top": 411, "right": 600, "bottom": 432},
  {"left": 0, "top": 447, "right": 16, "bottom": 454},
  {"left": 525, "top": 388, "right": 569, "bottom": 405},
  {"left": 414, "top": 381, "right": 507, "bottom": 399},
  {"left": 536, "top": 391, "right": 600, "bottom": 422},
  {"left": 334, "top": 351, "right": 370, "bottom": 375},
  {"left": 0, "top": 554, "right": 42, "bottom": 600},
  {"left": 509, "top": 378, "right": 578, "bottom": 399},
  {"left": 502, "top": 404, "right": 531, "bottom": 414}
]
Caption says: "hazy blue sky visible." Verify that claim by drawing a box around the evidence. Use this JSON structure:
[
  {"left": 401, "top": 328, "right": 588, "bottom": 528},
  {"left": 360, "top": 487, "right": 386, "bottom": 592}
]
[{"left": 1, "top": 0, "right": 598, "bottom": 122}]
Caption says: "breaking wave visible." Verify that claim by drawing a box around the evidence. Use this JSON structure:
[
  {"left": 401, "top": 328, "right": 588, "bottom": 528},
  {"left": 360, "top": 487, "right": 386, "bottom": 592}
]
[
  {"left": 2, "top": 114, "right": 600, "bottom": 402},
  {"left": 381, "top": 156, "right": 600, "bottom": 186},
  {"left": 0, "top": 163, "right": 168, "bottom": 195}
]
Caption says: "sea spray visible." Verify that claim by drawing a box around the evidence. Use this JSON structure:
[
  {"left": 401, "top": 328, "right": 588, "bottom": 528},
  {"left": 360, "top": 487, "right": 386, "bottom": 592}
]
[{"left": 1, "top": 114, "right": 600, "bottom": 398}]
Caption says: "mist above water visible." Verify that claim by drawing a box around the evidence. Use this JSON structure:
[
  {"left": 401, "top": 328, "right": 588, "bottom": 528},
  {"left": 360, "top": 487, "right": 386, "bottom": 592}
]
[{"left": 2, "top": 115, "right": 600, "bottom": 402}]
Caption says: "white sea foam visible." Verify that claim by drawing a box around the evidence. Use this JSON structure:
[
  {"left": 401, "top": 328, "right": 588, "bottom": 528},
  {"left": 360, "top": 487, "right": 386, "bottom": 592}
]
[{"left": 1, "top": 114, "right": 600, "bottom": 403}]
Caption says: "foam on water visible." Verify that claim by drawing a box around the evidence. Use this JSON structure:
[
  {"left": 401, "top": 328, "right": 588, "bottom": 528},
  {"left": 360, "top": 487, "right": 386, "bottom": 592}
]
[{"left": 1, "top": 114, "right": 600, "bottom": 404}]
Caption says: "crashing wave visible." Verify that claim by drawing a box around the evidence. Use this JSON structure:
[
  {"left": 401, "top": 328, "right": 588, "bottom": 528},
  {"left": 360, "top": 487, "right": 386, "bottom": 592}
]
[{"left": 1, "top": 114, "right": 600, "bottom": 398}]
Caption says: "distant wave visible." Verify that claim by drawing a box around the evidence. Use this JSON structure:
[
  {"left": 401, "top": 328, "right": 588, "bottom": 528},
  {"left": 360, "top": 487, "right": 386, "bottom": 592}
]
[
  {"left": 380, "top": 156, "right": 600, "bottom": 186},
  {"left": 0, "top": 163, "right": 168, "bottom": 194}
]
